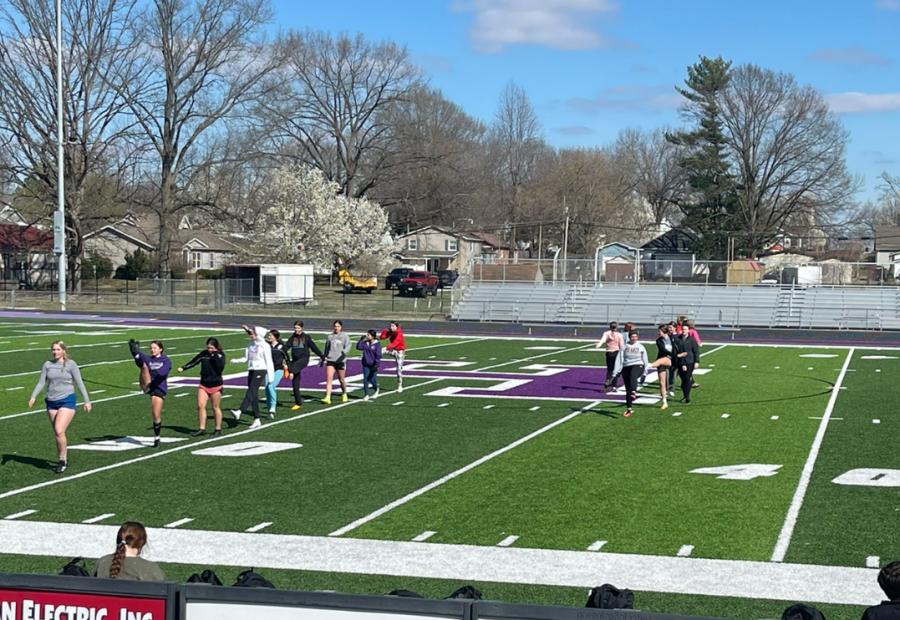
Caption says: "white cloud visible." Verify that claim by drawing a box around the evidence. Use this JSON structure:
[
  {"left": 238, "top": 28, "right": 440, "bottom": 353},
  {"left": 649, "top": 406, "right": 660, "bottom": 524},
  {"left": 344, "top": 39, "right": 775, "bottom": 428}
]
[
  {"left": 826, "top": 92, "right": 900, "bottom": 113},
  {"left": 876, "top": 0, "right": 900, "bottom": 10},
  {"left": 807, "top": 46, "right": 893, "bottom": 66},
  {"left": 451, "top": 0, "right": 637, "bottom": 53}
]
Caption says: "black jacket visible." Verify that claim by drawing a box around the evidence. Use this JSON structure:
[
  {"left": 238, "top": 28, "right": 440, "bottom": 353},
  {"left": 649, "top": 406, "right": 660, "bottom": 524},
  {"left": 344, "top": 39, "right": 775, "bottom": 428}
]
[
  {"left": 655, "top": 335, "right": 681, "bottom": 361},
  {"left": 181, "top": 350, "right": 226, "bottom": 388},
  {"left": 678, "top": 334, "right": 700, "bottom": 366},
  {"left": 861, "top": 601, "right": 900, "bottom": 620},
  {"left": 285, "top": 332, "right": 324, "bottom": 370},
  {"left": 270, "top": 341, "right": 287, "bottom": 368}
]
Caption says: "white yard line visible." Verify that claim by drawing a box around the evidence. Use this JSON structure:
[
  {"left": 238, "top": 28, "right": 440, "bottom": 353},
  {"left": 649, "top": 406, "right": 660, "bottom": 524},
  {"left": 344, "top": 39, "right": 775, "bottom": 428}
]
[
  {"left": 0, "top": 520, "right": 884, "bottom": 606},
  {"left": 246, "top": 522, "right": 273, "bottom": 533},
  {"left": 164, "top": 518, "right": 194, "bottom": 528},
  {"left": 82, "top": 513, "right": 115, "bottom": 524},
  {"left": 3, "top": 509, "right": 37, "bottom": 520},
  {"left": 329, "top": 400, "right": 602, "bottom": 537},
  {"left": 770, "top": 347, "right": 855, "bottom": 563},
  {"left": 0, "top": 379, "right": 444, "bottom": 500}
]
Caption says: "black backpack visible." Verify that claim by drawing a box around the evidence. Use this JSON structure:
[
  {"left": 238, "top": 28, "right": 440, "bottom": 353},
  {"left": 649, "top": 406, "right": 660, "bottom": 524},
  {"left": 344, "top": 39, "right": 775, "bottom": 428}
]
[
  {"left": 387, "top": 589, "right": 425, "bottom": 598},
  {"left": 445, "top": 585, "right": 482, "bottom": 600},
  {"left": 187, "top": 569, "right": 223, "bottom": 585},
  {"left": 232, "top": 569, "right": 275, "bottom": 588},
  {"left": 782, "top": 604, "right": 826, "bottom": 620},
  {"left": 586, "top": 584, "right": 635, "bottom": 610},
  {"left": 59, "top": 557, "right": 91, "bottom": 577}
]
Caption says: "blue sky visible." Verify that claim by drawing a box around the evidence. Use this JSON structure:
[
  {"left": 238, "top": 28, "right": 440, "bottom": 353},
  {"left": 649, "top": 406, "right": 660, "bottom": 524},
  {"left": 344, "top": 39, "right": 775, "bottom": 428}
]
[{"left": 270, "top": 0, "right": 900, "bottom": 200}]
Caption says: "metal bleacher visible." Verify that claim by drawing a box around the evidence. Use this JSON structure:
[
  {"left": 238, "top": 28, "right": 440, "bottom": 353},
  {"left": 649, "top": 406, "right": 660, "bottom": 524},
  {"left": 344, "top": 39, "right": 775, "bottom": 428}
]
[{"left": 452, "top": 282, "right": 900, "bottom": 330}]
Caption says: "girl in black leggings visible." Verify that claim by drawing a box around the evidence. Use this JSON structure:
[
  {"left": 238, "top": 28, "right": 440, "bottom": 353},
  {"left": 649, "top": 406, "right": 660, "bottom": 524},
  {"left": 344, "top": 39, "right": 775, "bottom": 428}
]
[{"left": 612, "top": 331, "right": 649, "bottom": 418}]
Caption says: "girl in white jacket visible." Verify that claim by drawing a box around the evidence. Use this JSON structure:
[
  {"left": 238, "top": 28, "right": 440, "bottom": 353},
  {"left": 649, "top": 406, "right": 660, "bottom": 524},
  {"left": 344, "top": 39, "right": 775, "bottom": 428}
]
[{"left": 230, "top": 325, "right": 274, "bottom": 428}]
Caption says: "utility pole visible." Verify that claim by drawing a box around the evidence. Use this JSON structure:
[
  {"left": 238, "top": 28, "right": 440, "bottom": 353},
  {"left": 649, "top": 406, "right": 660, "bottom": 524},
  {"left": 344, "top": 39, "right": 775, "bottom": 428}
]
[{"left": 562, "top": 197, "right": 569, "bottom": 282}]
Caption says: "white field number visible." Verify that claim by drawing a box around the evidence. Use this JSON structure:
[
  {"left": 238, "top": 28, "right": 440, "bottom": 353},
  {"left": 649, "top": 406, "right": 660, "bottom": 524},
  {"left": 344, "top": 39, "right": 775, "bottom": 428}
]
[
  {"left": 690, "top": 464, "right": 783, "bottom": 480},
  {"left": 832, "top": 469, "right": 900, "bottom": 487},
  {"left": 191, "top": 442, "right": 302, "bottom": 457}
]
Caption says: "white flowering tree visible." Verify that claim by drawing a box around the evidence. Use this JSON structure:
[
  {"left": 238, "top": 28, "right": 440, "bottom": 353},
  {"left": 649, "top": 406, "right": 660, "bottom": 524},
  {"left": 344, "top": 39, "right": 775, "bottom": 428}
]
[{"left": 249, "top": 164, "right": 393, "bottom": 273}]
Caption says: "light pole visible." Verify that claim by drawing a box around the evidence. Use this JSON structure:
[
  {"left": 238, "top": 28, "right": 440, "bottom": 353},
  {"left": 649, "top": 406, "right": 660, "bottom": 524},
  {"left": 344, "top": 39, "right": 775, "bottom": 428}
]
[{"left": 54, "top": 0, "right": 66, "bottom": 310}]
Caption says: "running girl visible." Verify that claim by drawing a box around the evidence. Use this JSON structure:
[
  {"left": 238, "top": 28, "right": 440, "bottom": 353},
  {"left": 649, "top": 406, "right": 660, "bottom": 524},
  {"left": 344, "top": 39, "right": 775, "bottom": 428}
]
[
  {"left": 596, "top": 321, "right": 624, "bottom": 391},
  {"left": 284, "top": 321, "right": 324, "bottom": 410},
  {"left": 379, "top": 321, "right": 406, "bottom": 392},
  {"left": 650, "top": 325, "right": 679, "bottom": 410},
  {"left": 28, "top": 341, "right": 92, "bottom": 473},
  {"left": 322, "top": 320, "right": 351, "bottom": 404},
  {"left": 178, "top": 337, "right": 226, "bottom": 437},
  {"left": 265, "top": 329, "right": 287, "bottom": 418},
  {"left": 230, "top": 325, "right": 274, "bottom": 428},
  {"left": 129, "top": 339, "right": 171, "bottom": 448},
  {"left": 357, "top": 329, "right": 382, "bottom": 401},
  {"left": 612, "top": 330, "right": 649, "bottom": 418}
]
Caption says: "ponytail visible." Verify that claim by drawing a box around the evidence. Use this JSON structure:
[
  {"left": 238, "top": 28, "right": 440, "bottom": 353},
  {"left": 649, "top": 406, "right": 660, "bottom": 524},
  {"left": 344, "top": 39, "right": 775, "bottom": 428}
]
[
  {"left": 109, "top": 541, "right": 127, "bottom": 579},
  {"left": 109, "top": 521, "right": 148, "bottom": 578}
]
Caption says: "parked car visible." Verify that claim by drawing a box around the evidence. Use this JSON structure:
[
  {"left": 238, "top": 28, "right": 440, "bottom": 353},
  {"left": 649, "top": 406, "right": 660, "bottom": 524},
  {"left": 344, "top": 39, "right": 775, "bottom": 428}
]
[
  {"left": 436, "top": 269, "right": 459, "bottom": 289},
  {"left": 398, "top": 271, "right": 439, "bottom": 297},
  {"left": 385, "top": 268, "right": 412, "bottom": 290},
  {"left": 337, "top": 269, "right": 376, "bottom": 293}
]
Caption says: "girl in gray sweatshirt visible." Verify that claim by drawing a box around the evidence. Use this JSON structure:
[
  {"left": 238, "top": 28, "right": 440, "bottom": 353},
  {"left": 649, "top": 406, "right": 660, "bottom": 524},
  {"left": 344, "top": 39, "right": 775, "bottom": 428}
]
[
  {"left": 29, "top": 340, "right": 92, "bottom": 473},
  {"left": 321, "top": 320, "right": 351, "bottom": 404}
]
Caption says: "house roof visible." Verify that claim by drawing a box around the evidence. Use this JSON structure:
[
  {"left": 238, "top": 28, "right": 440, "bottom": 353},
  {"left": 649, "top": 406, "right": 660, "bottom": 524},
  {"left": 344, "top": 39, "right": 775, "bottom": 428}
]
[
  {"left": 466, "top": 231, "right": 510, "bottom": 251},
  {"left": 0, "top": 225, "right": 53, "bottom": 251},
  {"left": 394, "top": 225, "right": 508, "bottom": 248},
  {"left": 641, "top": 228, "right": 695, "bottom": 252},
  {"left": 85, "top": 213, "right": 245, "bottom": 253}
]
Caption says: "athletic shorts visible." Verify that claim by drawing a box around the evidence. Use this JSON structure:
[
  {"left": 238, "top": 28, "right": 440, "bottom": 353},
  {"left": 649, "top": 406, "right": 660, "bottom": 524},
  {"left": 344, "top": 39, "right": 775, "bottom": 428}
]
[
  {"left": 46, "top": 393, "right": 77, "bottom": 411},
  {"left": 199, "top": 384, "right": 223, "bottom": 395},
  {"left": 147, "top": 387, "right": 166, "bottom": 399},
  {"left": 326, "top": 360, "right": 345, "bottom": 371}
]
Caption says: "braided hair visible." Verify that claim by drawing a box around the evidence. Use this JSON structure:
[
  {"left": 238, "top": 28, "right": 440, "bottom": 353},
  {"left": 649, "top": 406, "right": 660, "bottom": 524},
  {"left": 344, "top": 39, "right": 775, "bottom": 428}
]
[{"left": 109, "top": 522, "right": 148, "bottom": 579}]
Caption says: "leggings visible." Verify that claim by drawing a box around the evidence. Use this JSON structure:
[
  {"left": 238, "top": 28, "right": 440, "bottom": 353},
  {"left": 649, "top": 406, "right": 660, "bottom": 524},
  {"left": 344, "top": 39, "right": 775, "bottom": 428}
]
[
  {"left": 388, "top": 349, "right": 405, "bottom": 382},
  {"left": 679, "top": 365, "right": 694, "bottom": 400},
  {"left": 239, "top": 370, "right": 266, "bottom": 419},
  {"left": 265, "top": 369, "right": 284, "bottom": 410},
  {"left": 605, "top": 351, "right": 619, "bottom": 387},
  {"left": 289, "top": 361, "right": 309, "bottom": 405},
  {"left": 622, "top": 365, "right": 643, "bottom": 409}
]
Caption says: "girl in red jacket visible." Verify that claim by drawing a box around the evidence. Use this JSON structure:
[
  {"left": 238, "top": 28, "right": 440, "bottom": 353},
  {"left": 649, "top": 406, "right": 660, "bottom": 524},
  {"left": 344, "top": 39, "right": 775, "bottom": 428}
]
[{"left": 379, "top": 321, "right": 406, "bottom": 392}]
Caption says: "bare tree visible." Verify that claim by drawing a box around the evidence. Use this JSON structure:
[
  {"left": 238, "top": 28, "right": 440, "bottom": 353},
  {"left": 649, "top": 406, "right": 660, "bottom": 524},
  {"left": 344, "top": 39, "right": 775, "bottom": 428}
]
[
  {"left": 491, "top": 81, "right": 545, "bottom": 250},
  {"left": 720, "top": 64, "right": 859, "bottom": 255},
  {"left": 263, "top": 30, "right": 422, "bottom": 200},
  {"left": 109, "top": 0, "right": 281, "bottom": 275},
  {"left": 0, "top": 0, "right": 143, "bottom": 289},
  {"left": 615, "top": 127, "right": 686, "bottom": 230}
]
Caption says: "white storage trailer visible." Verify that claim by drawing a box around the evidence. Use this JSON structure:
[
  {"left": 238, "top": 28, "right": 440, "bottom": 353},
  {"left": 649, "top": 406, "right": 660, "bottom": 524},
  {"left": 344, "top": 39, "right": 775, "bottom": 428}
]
[{"left": 225, "top": 264, "right": 314, "bottom": 304}]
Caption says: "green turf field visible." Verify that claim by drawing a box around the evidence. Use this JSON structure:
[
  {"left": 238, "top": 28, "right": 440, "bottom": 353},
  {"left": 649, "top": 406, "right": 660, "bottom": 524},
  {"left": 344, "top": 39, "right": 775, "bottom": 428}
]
[{"left": 0, "top": 317, "right": 895, "bottom": 619}]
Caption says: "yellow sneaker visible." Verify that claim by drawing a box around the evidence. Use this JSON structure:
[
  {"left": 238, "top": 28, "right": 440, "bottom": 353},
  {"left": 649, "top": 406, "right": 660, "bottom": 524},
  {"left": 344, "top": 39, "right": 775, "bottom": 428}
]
[
  {"left": 341, "top": 393, "right": 348, "bottom": 403},
  {"left": 321, "top": 397, "right": 331, "bottom": 405},
  {"left": 291, "top": 404, "right": 302, "bottom": 411}
]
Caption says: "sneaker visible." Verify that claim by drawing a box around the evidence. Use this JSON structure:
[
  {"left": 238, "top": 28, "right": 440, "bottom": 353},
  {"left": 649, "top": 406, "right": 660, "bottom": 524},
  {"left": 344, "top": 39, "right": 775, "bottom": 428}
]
[
  {"left": 153, "top": 437, "right": 161, "bottom": 449},
  {"left": 372, "top": 390, "right": 380, "bottom": 399},
  {"left": 191, "top": 429, "right": 206, "bottom": 437},
  {"left": 291, "top": 404, "right": 302, "bottom": 411},
  {"left": 630, "top": 392, "right": 637, "bottom": 401},
  {"left": 230, "top": 409, "right": 242, "bottom": 420},
  {"left": 363, "top": 394, "right": 370, "bottom": 401},
  {"left": 692, "top": 383, "right": 700, "bottom": 389},
  {"left": 660, "top": 401, "right": 668, "bottom": 410},
  {"left": 624, "top": 409, "right": 632, "bottom": 418},
  {"left": 321, "top": 397, "right": 331, "bottom": 405},
  {"left": 267, "top": 412, "right": 275, "bottom": 420},
  {"left": 680, "top": 398, "right": 690, "bottom": 404},
  {"left": 341, "top": 393, "right": 348, "bottom": 403},
  {"left": 397, "top": 385, "right": 403, "bottom": 393},
  {"left": 54, "top": 460, "right": 67, "bottom": 474},
  {"left": 668, "top": 390, "right": 675, "bottom": 397},
  {"left": 249, "top": 418, "right": 261, "bottom": 429},
  {"left": 211, "top": 429, "right": 222, "bottom": 437}
]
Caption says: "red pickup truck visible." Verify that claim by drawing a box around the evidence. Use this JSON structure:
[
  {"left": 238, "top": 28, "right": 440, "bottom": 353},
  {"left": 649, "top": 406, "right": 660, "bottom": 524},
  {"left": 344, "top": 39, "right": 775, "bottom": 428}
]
[{"left": 398, "top": 271, "right": 439, "bottom": 297}]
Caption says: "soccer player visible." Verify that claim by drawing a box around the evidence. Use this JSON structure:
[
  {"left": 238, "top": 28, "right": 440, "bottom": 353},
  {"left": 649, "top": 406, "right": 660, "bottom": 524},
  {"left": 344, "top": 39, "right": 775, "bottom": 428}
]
[
  {"left": 28, "top": 340, "right": 92, "bottom": 473},
  {"left": 129, "top": 339, "right": 171, "bottom": 448},
  {"left": 650, "top": 325, "right": 679, "bottom": 410},
  {"left": 265, "top": 329, "right": 287, "bottom": 418},
  {"left": 612, "top": 331, "right": 649, "bottom": 418},
  {"left": 230, "top": 325, "right": 274, "bottom": 428},
  {"left": 284, "top": 321, "right": 324, "bottom": 410},
  {"left": 178, "top": 337, "right": 226, "bottom": 437},
  {"left": 596, "top": 321, "right": 624, "bottom": 391},
  {"left": 322, "top": 320, "right": 351, "bottom": 404},
  {"left": 357, "top": 329, "right": 382, "bottom": 401},
  {"left": 379, "top": 321, "right": 406, "bottom": 392}
]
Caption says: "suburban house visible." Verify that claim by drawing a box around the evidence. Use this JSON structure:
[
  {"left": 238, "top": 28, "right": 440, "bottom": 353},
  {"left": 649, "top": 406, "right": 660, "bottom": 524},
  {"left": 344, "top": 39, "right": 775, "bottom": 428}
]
[
  {"left": 393, "top": 226, "right": 511, "bottom": 272},
  {"left": 874, "top": 225, "right": 900, "bottom": 268},
  {"left": 0, "top": 224, "right": 54, "bottom": 289},
  {"left": 84, "top": 213, "right": 245, "bottom": 274}
]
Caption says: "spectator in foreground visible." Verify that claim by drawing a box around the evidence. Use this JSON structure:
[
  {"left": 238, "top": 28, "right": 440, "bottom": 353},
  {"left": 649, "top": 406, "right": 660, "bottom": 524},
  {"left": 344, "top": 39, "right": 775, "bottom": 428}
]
[
  {"left": 862, "top": 560, "right": 900, "bottom": 620},
  {"left": 93, "top": 522, "right": 165, "bottom": 581}
]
